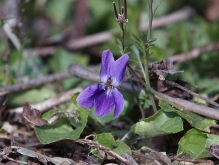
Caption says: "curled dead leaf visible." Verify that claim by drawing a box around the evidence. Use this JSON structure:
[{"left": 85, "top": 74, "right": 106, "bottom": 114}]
[{"left": 22, "top": 102, "right": 47, "bottom": 127}]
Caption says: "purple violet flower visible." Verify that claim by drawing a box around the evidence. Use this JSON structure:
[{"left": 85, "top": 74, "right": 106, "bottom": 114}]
[{"left": 76, "top": 49, "right": 129, "bottom": 117}]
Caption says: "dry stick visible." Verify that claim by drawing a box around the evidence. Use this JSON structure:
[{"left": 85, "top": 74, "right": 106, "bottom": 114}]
[
  {"left": 8, "top": 88, "right": 83, "bottom": 114},
  {"left": 169, "top": 42, "right": 219, "bottom": 63},
  {"left": 0, "top": 154, "right": 27, "bottom": 165},
  {"left": 165, "top": 80, "right": 219, "bottom": 107},
  {"left": 0, "top": 72, "right": 71, "bottom": 96},
  {"left": 5, "top": 42, "right": 218, "bottom": 96},
  {"left": 66, "top": 7, "right": 194, "bottom": 50},
  {"left": 68, "top": 64, "right": 219, "bottom": 120},
  {"left": 25, "top": 6, "right": 194, "bottom": 56},
  {"left": 76, "top": 139, "right": 133, "bottom": 165}
]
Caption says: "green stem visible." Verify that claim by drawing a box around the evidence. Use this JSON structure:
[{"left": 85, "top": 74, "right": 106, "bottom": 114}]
[
  {"left": 128, "top": 64, "right": 182, "bottom": 111},
  {"left": 120, "top": 23, "right": 126, "bottom": 53},
  {"left": 127, "top": 69, "right": 145, "bottom": 118},
  {"left": 143, "top": 51, "right": 157, "bottom": 113},
  {"left": 143, "top": 0, "right": 157, "bottom": 113}
]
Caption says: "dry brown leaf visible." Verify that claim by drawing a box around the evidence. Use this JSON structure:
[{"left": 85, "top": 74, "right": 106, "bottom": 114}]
[
  {"left": 206, "top": 144, "right": 219, "bottom": 160},
  {"left": 12, "top": 146, "right": 75, "bottom": 165},
  {"left": 22, "top": 102, "right": 47, "bottom": 127}
]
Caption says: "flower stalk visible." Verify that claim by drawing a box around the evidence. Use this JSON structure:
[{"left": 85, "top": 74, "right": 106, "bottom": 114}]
[
  {"left": 143, "top": 0, "right": 157, "bottom": 113},
  {"left": 113, "top": 0, "right": 128, "bottom": 52}
]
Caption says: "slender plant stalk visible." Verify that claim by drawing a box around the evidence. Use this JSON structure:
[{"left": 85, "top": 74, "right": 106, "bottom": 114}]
[
  {"left": 121, "top": 24, "right": 125, "bottom": 51},
  {"left": 143, "top": 0, "right": 157, "bottom": 113},
  {"left": 127, "top": 70, "right": 145, "bottom": 118},
  {"left": 127, "top": 64, "right": 183, "bottom": 111}
]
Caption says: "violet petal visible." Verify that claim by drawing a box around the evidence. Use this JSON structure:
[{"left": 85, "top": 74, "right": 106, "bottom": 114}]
[
  {"left": 110, "top": 54, "right": 129, "bottom": 87},
  {"left": 100, "top": 49, "right": 115, "bottom": 83},
  {"left": 112, "top": 89, "right": 124, "bottom": 117},
  {"left": 76, "top": 84, "right": 102, "bottom": 108},
  {"left": 94, "top": 90, "right": 115, "bottom": 116}
]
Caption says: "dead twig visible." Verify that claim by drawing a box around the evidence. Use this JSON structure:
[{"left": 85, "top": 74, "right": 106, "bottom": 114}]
[
  {"left": 169, "top": 42, "right": 219, "bottom": 63},
  {"left": 0, "top": 71, "right": 71, "bottom": 96},
  {"left": 25, "top": 6, "right": 195, "bottom": 55},
  {"left": 66, "top": 7, "right": 194, "bottom": 50},
  {"left": 140, "top": 6, "right": 194, "bottom": 30},
  {"left": 8, "top": 88, "right": 83, "bottom": 114},
  {"left": 169, "top": 156, "right": 213, "bottom": 164},
  {"left": 68, "top": 64, "right": 219, "bottom": 120},
  {"left": 75, "top": 139, "right": 133, "bottom": 165},
  {"left": 132, "top": 151, "right": 171, "bottom": 165},
  {"left": 165, "top": 80, "right": 219, "bottom": 107}
]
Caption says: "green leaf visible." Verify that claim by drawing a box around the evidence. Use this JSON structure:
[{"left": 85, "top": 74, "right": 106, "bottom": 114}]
[
  {"left": 130, "top": 45, "right": 147, "bottom": 80},
  {"left": 159, "top": 100, "right": 216, "bottom": 132},
  {"left": 116, "top": 38, "right": 123, "bottom": 48},
  {"left": 34, "top": 107, "right": 88, "bottom": 144},
  {"left": 48, "top": 49, "right": 89, "bottom": 90},
  {"left": 147, "top": 38, "right": 157, "bottom": 43},
  {"left": 132, "top": 34, "right": 142, "bottom": 42},
  {"left": 49, "top": 49, "right": 88, "bottom": 72},
  {"left": 178, "top": 128, "right": 219, "bottom": 159},
  {"left": 35, "top": 93, "right": 88, "bottom": 144},
  {"left": 94, "top": 133, "right": 117, "bottom": 149},
  {"left": 206, "top": 134, "right": 219, "bottom": 147},
  {"left": 7, "top": 87, "right": 56, "bottom": 108},
  {"left": 93, "top": 133, "right": 131, "bottom": 157},
  {"left": 178, "top": 129, "right": 208, "bottom": 159},
  {"left": 130, "top": 110, "right": 183, "bottom": 138},
  {"left": 113, "top": 141, "right": 132, "bottom": 155},
  {"left": 128, "top": 59, "right": 139, "bottom": 65},
  {"left": 45, "top": 0, "right": 74, "bottom": 23},
  {"left": 71, "top": 93, "right": 80, "bottom": 106},
  {"left": 130, "top": 45, "right": 140, "bottom": 58}
]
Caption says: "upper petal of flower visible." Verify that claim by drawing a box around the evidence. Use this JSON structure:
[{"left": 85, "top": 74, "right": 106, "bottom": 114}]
[
  {"left": 76, "top": 84, "right": 102, "bottom": 108},
  {"left": 100, "top": 50, "right": 115, "bottom": 83},
  {"left": 112, "top": 89, "right": 124, "bottom": 117},
  {"left": 110, "top": 54, "right": 129, "bottom": 87},
  {"left": 94, "top": 90, "right": 115, "bottom": 116}
]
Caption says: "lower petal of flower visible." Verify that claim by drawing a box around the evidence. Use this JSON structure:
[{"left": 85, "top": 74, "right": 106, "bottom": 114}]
[
  {"left": 112, "top": 89, "right": 124, "bottom": 117},
  {"left": 76, "top": 84, "right": 102, "bottom": 108},
  {"left": 94, "top": 90, "right": 115, "bottom": 117}
]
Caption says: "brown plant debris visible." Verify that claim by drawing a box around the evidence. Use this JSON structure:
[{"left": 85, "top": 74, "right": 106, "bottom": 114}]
[{"left": 22, "top": 102, "right": 47, "bottom": 128}]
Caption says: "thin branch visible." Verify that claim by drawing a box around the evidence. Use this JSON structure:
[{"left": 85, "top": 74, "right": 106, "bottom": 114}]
[
  {"left": 3, "top": 0, "right": 21, "bottom": 51},
  {"left": 25, "top": 6, "right": 194, "bottom": 55},
  {"left": 25, "top": 46, "right": 56, "bottom": 57},
  {"left": 144, "top": 0, "right": 157, "bottom": 113},
  {"left": 66, "top": 7, "right": 194, "bottom": 50},
  {"left": 147, "top": 0, "right": 153, "bottom": 41},
  {"left": 76, "top": 139, "right": 133, "bottom": 165},
  {"left": 0, "top": 72, "right": 71, "bottom": 96},
  {"left": 140, "top": 6, "right": 195, "bottom": 31},
  {"left": 153, "top": 0, "right": 163, "bottom": 15},
  {"left": 165, "top": 80, "right": 219, "bottom": 107},
  {"left": 8, "top": 88, "right": 83, "bottom": 114},
  {"left": 68, "top": 64, "right": 219, "bottom": 120},
  {"left": 169, "top": 42, "right": 219, "bottom": 63}
]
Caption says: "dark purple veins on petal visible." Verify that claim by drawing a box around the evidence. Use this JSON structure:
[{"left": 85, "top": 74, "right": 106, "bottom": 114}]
[
  {"left": 110, "top": 54, "right": 129, "bottom": 86},
  {"left": 76, "top": 84, "right": 102, "bottom": 108},
  {"left": 94, "top": 90, "right": 115, "bottom": 116},
  {"left": 112, "top": 89, "right": 124, "bottom": 117},
  {"left": 100, "top": 49, "right": 115, "bottom": 83}
]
